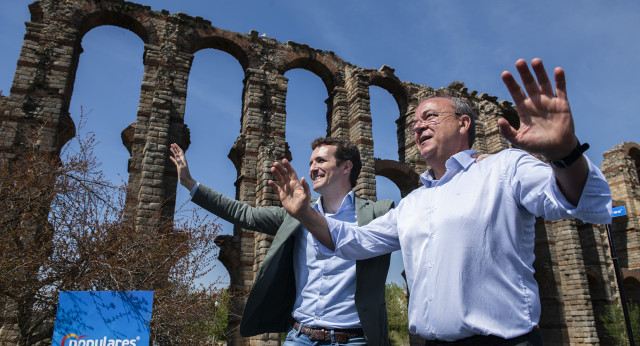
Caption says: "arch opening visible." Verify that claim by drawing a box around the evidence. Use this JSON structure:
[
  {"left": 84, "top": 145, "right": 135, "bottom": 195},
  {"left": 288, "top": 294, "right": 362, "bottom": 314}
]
[
  {"left": 283, "top": 68, "right": 329, "bottom": 199},
  {"left": 66, "top": 25, "right": 145, "bottom": 187},
  {"left": 284, "top": 58, "right": 337, "bottom": 96},
  {"left": 179, "top": 47, "right": 245, "bottom": 287}
]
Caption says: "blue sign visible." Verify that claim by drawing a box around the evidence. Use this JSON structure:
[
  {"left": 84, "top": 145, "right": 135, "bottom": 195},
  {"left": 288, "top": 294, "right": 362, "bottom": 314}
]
[
  {"left": 612, "top": 206, "right": 627, "bottom": 218},
  {"left": 52, "top": 291, "right": 154, "bottom": 346}
]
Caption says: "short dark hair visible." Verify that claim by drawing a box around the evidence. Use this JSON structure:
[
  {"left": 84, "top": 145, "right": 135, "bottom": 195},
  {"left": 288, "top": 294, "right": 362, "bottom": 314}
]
[
  {"left": 418, "top": 95, "right": 476, "bottom": 148},
  {"left": 310, "top": 137, "right": 362, "bottom": 188}
]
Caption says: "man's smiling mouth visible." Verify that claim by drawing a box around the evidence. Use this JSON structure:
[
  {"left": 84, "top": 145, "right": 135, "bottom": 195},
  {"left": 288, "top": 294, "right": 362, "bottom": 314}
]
[{"left": 311, "top": 172, "right": 325, "bottom": 182}]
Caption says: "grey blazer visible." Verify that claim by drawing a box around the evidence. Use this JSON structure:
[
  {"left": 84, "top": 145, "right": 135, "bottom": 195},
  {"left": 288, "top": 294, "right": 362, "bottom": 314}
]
[{"left": 192, "top": 184, "right": 394, "bottom": 345}]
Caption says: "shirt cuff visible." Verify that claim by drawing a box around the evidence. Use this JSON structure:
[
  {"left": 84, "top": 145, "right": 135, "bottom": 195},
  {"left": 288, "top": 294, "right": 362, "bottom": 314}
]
[
  {"left": 549, "top": 157, "right": 612, "bottom": 223},
  {"left": 189, "top": 182, "right": 200, "bottom": 197}
]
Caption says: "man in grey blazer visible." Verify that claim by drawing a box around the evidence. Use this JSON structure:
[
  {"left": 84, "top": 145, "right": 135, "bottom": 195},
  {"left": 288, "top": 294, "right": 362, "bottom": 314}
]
[{"left": 170, "top": 137, "right": 393, "bottom": 345}]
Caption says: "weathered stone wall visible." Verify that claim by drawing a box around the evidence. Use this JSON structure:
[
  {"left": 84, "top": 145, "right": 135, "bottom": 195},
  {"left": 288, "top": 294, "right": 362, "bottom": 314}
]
[{"left": 0, "top": 0, "right": 636, "bottom": 345}]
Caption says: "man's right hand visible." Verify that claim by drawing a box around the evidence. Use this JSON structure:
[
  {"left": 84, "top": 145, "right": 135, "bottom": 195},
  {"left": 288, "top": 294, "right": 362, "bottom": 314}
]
[
  {"left": 268, "top": 159, "right": 312, "bottom": 219},
  {"left": 268, "top": 159, "right": 334, "bottom": 249},
  {"left": 169, "top": 143, "right": 197, "bottom": 191}
]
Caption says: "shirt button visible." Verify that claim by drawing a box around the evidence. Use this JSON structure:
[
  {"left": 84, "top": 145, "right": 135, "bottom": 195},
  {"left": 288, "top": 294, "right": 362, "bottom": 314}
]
[
  {"left": 319, "top": 295, "right": 324, "bottom": 300},
  {"left": 323, "top": 276, "right": 329, "bottom": 280},
  {"left": 428, "top": 263, "right": 433, "bottom": 268},
  {"left": 431, "top": 233, "right": 436, "bottom": 238},
  {"left": 429, "top": 297, "right": 433, "bottom": 301},
  {"left": 315, "top": 316, "right": 320, "bottom": 320}
]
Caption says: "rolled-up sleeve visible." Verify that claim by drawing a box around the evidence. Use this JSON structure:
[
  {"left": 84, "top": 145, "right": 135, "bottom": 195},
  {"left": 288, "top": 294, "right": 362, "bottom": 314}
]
[
  {"left": 513, "top": 151, "right": 612, "bottom": 224},
  {"left": 552, "top": 157, "right": 612, "bottom": 223}
]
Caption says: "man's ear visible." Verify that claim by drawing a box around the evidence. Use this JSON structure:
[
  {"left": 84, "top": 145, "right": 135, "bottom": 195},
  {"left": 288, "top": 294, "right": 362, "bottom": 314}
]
[
  {"left": 342, "top": 160, "right": 353, "bottom": 175},
  {"left": 458, "top": 114, "right": 471, "bottom": 135}
]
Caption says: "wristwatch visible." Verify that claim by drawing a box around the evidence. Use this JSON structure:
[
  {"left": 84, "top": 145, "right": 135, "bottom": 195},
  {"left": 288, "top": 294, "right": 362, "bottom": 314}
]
[{"left": 548, "top": 141, "right": 589, "bottom": 168}]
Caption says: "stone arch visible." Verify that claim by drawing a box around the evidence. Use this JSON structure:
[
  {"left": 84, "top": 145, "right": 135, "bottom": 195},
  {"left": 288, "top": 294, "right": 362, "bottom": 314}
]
[
  {"left": 70, "top": 23, "right": 147, "bottom": 167},
  {"left": 192, "top": 36, "right": 250, "bottom": 72},
  {"left": 369, "top": 73, "right": 410, "bottom": 163},
  {"left": 69, "top": 12, "right": 153, "bottom": 151},
  {"left": 281, "top": 67, "right": 335, "bottom": 175},
  {"left": 77, "top": 11, "right": 151, "bottom": 44},
  {"left": 375, "top": 159, "right": 420, "bottom": 197},
  {"left": 283, "top": 57, "right": 339, "bottom": 95},
  {"left": 179, "top": 45, "right": 245, "bottom": 269},
  {"left": 622, "top": 271, "right": 640, "bottom": 307},
  {"left": 369, "top": 73, "right": 409, "bottom": 117},
  {"left": 281, "top": 57, "right": 342, "bottom": 143},
  {"left": 623, "top": 143, "right": 640, "bottom": 183}
]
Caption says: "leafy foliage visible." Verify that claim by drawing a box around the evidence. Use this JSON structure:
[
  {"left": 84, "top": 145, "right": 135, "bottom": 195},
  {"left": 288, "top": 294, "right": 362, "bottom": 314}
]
[
  {"left": 600, "top": 301, "right": 639, "bottom": 346},
  {"left": 385, "top": 282, "right": 409, "bottom": 346}
]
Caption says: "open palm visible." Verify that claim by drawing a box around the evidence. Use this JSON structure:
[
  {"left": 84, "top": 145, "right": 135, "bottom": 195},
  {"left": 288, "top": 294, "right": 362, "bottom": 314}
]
[
  {"left": 268, "top": 159, "right": 312, "bottom": 219},
  {"left": 499, "top": 58, "right": 577, "bottom": 160}
]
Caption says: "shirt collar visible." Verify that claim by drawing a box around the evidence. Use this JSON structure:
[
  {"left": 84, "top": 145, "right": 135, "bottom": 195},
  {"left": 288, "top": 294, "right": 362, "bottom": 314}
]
[
  {"left": 420, "top": 149, "right": 477, "bottom": 187},
  {"left": 315, "top": 190, "right": 355, "bottom": 216}
]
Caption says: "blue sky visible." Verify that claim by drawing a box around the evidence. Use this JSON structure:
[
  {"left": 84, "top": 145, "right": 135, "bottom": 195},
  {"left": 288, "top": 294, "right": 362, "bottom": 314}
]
[{"left": 2, "top": 0, "right": 639, "bottom": 287}]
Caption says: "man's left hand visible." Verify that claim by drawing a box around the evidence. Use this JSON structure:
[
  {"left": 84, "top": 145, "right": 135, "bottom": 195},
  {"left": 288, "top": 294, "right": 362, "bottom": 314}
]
[{"left": 499, "top": 58, "right": 578, "bottom": 161}]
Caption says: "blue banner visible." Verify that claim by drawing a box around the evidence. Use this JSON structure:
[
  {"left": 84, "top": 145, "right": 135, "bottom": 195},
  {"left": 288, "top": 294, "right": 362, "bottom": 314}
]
[
  {"left": 612, "top": 206, "right": 627, "bottom": 218},
  {"left": 52, "top": 291, "right": 154, "bottom": 346}
]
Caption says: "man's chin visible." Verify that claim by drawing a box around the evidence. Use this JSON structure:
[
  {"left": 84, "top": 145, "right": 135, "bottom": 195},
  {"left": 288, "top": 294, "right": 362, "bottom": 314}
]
[{"left": 311, "top": 181, "right": 323, "bottom": 193}]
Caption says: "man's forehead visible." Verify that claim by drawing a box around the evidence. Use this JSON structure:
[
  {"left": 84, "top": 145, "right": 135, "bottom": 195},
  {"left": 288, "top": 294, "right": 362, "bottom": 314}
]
[
  {"left": 311, "top": 144, "right": 336, "bottom": 159},
  {"left": 416, "top": 98, "right": 453, "bottom": 112}
]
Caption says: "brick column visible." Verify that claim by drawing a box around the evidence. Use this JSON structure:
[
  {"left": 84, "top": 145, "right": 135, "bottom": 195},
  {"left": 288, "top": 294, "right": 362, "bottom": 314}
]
[
  {"left": 1, "top": 19, "right": 78, "bottom": 158},
  {"left": 399, "top": 87, "right": 428, "bottom": 176},
  {"left": 126, "top": 43, "right": 192, "bottom": 227},
  {"left": 550, "top": 219, "right": 600, "bottom": 344},
  {"left": 327, "top": 86, "right": 349, "bottom": 138},
  {"left": 221, "top": 67, "right": 288, "bottom": 346},
  {"left": 601, "top": 143, "right": 640, "bottom": 324},
  {"left": 473, "top": 100, "right": 511, "bottom": 154},
  {"left": 345, "top": 66, "right": 376, "bottom": 200},
  {"left": 0, "top": 12, "right": 80, "bottom": 344}
]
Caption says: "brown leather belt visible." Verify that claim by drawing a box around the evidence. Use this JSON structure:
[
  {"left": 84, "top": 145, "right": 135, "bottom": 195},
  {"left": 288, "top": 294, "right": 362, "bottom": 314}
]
[{"left": 292, "top": 321, "right": 364, "bottom": 343}]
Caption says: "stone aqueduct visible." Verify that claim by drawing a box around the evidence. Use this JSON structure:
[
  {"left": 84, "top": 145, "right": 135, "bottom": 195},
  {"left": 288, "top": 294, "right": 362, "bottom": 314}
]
[{"left": 0, "top": 0, "right": 639, "bottom": 344}]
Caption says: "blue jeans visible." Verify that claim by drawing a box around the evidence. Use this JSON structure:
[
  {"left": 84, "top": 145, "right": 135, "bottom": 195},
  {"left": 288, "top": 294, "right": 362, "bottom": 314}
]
[{"left": 283, "top": 326, "right": 368, "bottom": 346}]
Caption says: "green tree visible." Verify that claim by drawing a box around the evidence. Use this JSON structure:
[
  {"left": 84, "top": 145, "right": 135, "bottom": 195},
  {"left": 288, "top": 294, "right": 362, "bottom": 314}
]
[
  {"left": 385, "top": 282, "right": 409, "bottom": 346},
  {"left": 601, "top": 301, "right": 639, "bottom": 345},
  {"left": 211, "top": 288, "right": 230, "bottom": 343}
]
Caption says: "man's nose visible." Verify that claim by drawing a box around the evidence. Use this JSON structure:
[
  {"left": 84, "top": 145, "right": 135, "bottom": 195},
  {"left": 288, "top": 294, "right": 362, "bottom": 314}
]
[{"left": 414, "top": 122, "right": 426, "bottom": 134}]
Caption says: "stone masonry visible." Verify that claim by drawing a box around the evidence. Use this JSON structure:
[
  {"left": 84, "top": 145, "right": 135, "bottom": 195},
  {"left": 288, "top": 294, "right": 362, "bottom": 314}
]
[{"left": 0, "top": 0, "right": 638, "bottom": 344}]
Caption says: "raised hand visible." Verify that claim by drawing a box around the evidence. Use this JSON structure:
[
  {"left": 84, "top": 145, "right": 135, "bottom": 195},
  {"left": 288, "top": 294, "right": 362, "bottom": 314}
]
[
  {"left": 268, "top": 159, "right": 312, "bottom": 219},
  {"left": 169, "top": 143, "right": 196, "bottom": 190},
  {"left": 269, "top": 159, "right": 334, "bottom": 249},
  {"left": 499, "top": 58, "right": 578, "bottom": 160}
]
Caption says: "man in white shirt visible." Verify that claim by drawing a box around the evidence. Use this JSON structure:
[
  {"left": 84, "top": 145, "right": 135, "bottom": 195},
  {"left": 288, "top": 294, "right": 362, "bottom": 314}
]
[{"left": 268, "top": 58, "right": 612, "bottom": 345}]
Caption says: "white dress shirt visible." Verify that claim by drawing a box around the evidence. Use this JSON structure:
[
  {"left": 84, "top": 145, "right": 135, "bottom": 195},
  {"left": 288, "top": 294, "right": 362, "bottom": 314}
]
[{"left": 320, "top": 149, "right": 612, "bottom": 341}]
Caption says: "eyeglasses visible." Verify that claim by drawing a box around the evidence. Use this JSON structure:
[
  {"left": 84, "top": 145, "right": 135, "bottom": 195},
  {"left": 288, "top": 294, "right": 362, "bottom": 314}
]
[{"left": 412, "top": 111, "right": 460, "bottom": 132}]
